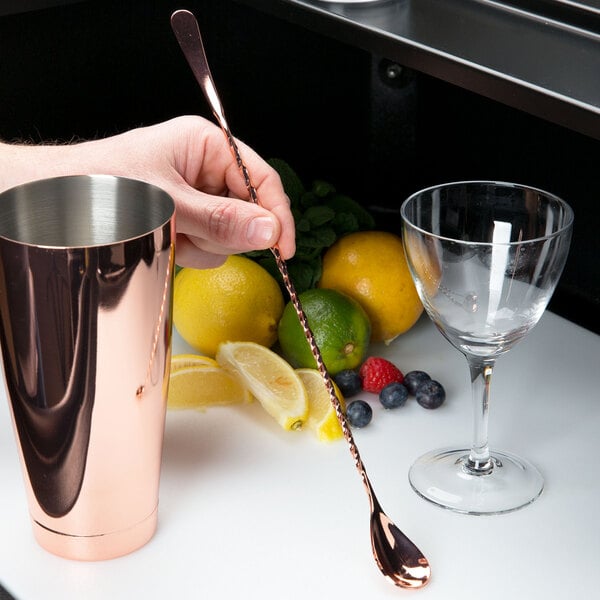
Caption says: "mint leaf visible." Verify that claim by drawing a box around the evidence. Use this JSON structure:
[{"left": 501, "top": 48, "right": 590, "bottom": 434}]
[
  {"left": 300, "top": 191, "right": 319, "bottom": 209},
  {"left": 333, "top": 212, "right": 359, "bottom": 235},
  {"left": 304, "top": 205, "right": 335, "bottom": 228},
  {"left": 310, "top": 257, "right": 323, "bottom": 288},
  {"left": 298, "top": 227, "right": 337, "bottom": 249},
  {"left": 268, "top": 158, "right": 305, "bottom": 205},
  {"left": 255, "top": 255, "right": 280, "bottom": 280},
  {"left": 312, "top": 179, "right": 336, "bottom": 198},
  {"left": 244, "top": 249, "right": 270, "bottom": 259},
  {"left": 296, "top": 217, "right": 311, "bottom": 233},
  {"left": 295, "top": 244, "right": 323, "bottom": 261},
  {"left": 286, "top": 258, "right": 323, "bottom": 294},
  {"left": 326, "top": 194, "right": 376, "bottom": 229}
]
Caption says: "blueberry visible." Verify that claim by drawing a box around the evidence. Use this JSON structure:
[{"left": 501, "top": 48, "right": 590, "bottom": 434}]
[
  {"left": 403, "top": 370, "right": 431, "bottom": 395},
  {"left": 346, "top": 400, "right": 373, "bottom": 428},
  {"left": 379, "top": 382, "right": 408, "bottom": 409},
  {"left": 333, "top": 369, "right": 362, "bottom": 398},
  {"left": 415, "top": 380, "right": 446, "bottom": 409}
]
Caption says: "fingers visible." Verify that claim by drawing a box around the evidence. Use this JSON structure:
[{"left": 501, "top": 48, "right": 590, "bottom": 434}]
[
  {"left": 175, "top": 235, "right": 228, "bottom": 270},
  {"left": 173, "top": 185, "right": 294, "bottom": 264},
  {"left": 266, "top": 195, "right": 296, "bottom": 259},
  {"left": 132, "top": 115, "right": 297, "bottom": 265},
  {"left": 167, "top": 119, "right": 296, "bottom": 261}
]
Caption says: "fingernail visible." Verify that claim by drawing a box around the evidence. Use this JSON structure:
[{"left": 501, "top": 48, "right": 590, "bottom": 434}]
[{"left": 247, "top": 217, "right": 275, "bottom": 246}]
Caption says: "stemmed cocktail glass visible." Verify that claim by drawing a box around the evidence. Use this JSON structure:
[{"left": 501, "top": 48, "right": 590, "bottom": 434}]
[{"left": 400, "top": 181, "right": 573, "bottom": 515}]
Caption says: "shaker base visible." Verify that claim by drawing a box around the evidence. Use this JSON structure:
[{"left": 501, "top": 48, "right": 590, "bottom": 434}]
[{"left": 31, "top": 506, "right": 158, "bottom": 561}]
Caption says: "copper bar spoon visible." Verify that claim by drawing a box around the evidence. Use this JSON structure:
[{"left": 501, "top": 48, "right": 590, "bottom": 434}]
[{"left": 170, "top": 9, "right": 430, "bottom": 589}]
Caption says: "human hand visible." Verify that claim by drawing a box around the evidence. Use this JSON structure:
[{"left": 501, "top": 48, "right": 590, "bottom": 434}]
[{"left": 0, "top": 116, "right": 295, "bottom": 269}]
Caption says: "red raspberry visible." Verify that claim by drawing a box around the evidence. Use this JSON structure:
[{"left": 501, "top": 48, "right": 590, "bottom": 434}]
[{"left": 359, "top": 357, "right": 404, "bottom": 394}]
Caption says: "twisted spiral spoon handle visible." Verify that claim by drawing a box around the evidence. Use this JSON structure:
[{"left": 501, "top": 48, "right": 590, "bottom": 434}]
[{"left": 170, "top": 9, "right": 430, "bottom": 589}]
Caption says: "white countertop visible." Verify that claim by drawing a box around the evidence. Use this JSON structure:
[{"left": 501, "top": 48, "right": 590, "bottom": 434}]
[{"left": 1, "top": 311, "right": 598, "bottom": 599}]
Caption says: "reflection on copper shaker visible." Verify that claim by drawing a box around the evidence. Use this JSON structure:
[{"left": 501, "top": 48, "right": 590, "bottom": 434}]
[{"left": 0, "top": 175, "right": 175, "bottom": 560}]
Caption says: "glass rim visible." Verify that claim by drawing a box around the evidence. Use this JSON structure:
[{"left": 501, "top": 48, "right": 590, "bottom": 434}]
[{"left": 400, "top": 180, "right": 574, "bottom": 247}]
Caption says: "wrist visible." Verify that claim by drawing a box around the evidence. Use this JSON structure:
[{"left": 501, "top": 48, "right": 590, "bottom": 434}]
[{"left": 0, "top": 142, "right": 83, "bottom": 193}]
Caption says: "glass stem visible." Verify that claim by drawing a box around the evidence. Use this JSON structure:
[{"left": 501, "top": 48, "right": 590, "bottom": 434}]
[{"left": 465, "top": 357, "right": 495, "bottom": 475}]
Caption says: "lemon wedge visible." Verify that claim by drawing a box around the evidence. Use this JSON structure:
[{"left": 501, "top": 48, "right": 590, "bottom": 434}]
[
  {"left": 168, "top": 353, "right": 251, "bottom": 409},
  {"left": 216, "top": 341, "right": 308, "bottom": 430},
  {"left": 171, "top": 353, "right": 219, "bottom": 371},
  {"left": 296, "top": 368, "right": 346, "bottom": 442}
]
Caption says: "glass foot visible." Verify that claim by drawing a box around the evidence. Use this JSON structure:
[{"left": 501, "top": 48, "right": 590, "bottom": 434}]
[{"left": 408, "top": 448, "right": 544, "bottom": 515}]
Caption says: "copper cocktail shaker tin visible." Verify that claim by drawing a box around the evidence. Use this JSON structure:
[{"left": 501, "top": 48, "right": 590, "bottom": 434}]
[{"left": 0, "top": 175, "right": 175, "bottom": 560}]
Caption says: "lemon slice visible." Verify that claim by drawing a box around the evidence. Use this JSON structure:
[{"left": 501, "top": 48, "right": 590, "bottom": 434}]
[
  {"left": 171, "top": 353, "right": 219, "bottom": 372},
  {"left": 296, "top": 369, "right": 346, "bottom": 442},
  {"left": 168, "top": 360, "right": 251, "bottom": 410},
  {"left": 216, "top": 341, "right": 308, "bottom": 430}
]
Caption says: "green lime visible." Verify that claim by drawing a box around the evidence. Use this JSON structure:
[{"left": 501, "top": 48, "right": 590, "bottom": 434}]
[{"left": 278, "top": 288, "right": 371, "bottom": 375}]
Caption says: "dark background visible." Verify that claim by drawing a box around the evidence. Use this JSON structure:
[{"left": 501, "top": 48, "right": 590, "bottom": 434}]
[{"left": 0, "top": 0, "right": 598, "bottom": 332}]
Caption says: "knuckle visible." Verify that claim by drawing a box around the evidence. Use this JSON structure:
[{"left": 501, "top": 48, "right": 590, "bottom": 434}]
[{"left": 205, "top": 202, "right": 240, "bottom": 243}]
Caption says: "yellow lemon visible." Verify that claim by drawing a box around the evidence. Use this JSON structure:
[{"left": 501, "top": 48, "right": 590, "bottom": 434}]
[
  {"left": 277, "top": 288, "right": 371, "bottom": 376},
  {"left": 402, "top": 228, "right": 442, "bottom": 298},
  {"left": 296, "top": 368, "right": 345, "bottom": 442},
  {"left": 173, "top": 256, "right": 285, "bottom": 357},
  {"left": 168, "top": 357, "right": 252, "bottom": 410},
  {"left": 216, "top": 341, "right": 308, "bottom": 431},
  {"left": 318, "top": 231, "right": 423, "bottom": 344}
]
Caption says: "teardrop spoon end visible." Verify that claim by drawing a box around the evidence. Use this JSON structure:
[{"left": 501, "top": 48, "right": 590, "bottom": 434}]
[
  {"left": 385, "top": 557, "right": 431, "bottom": 589},
  {"left": 370, "top": 501, "right": 431, "bottom": 589}
]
